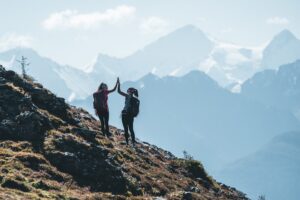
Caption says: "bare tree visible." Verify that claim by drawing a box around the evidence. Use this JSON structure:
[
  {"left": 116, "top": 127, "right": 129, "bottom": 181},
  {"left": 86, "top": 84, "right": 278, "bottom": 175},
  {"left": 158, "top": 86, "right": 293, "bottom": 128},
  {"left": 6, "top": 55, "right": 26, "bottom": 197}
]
[
  {"left": 17, "top": 56, "right": 30, "bottom": 78},
  {"left": 258, "top": 195, "right": 266, "bottom": 200},
  {"left": 183, "top": 150, "right": 194, "bottom": 160}
]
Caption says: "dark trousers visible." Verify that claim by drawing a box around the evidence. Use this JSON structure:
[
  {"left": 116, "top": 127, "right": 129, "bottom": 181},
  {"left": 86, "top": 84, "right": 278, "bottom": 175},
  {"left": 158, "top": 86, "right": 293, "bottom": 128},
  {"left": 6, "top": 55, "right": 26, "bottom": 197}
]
[
  {"left": 122, "top": 113, "right": 135, "bottom": 144},
  {"left": 98, "top": 111, "right": 109, "bottom": 136}
]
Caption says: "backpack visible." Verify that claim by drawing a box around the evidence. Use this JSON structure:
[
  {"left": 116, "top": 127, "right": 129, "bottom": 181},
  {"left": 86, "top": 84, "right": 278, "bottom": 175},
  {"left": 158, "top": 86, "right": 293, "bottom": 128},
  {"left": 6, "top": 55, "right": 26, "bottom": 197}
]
[
  {"left": 93, "top": 91, "right": 107, "bottom": 113},
  {"left": 128, "top": 96, "right": 140, "bottom": 117}
]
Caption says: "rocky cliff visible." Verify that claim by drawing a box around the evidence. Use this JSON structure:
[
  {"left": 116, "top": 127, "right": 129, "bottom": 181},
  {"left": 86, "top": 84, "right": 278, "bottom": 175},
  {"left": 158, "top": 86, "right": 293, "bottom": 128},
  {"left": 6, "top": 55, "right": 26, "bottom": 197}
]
[{"left": 0, "top": 65, "right": 248, "bottom": 199}]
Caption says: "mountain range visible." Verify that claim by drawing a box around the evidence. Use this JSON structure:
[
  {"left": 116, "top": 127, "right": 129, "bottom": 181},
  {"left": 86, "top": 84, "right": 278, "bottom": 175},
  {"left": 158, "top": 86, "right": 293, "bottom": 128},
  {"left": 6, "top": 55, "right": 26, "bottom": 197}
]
[
  {"left": 73, "top": 68, "right": 300, "bottom": 172},
  {"left": 1, "top": 25, "right": 300, "bottom": 101},
  {"left": 241, "top": 59, "right": 300, "bottom": 121},
  {"left": 1, "top": 25, "right": 300, "bottom": 199},
  {"left": 73, "top": 59, "right": 300, "bottom": 199},
  {"left": 217, "top": 131, "right": 300, "bottom": 200}
]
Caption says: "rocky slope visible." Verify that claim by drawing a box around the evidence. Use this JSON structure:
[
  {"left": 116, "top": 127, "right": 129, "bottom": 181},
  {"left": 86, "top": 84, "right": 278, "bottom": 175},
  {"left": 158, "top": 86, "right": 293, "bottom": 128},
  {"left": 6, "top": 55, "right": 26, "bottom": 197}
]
[{"left": 0, "top": 65, "right": 248, "bottom": 199}]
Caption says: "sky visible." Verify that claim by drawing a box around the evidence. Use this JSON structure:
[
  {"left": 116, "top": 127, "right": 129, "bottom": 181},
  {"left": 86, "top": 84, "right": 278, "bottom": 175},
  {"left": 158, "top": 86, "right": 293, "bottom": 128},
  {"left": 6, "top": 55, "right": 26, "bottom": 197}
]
[{"left": 0, "top": 0, "right": 299, "bottom": 69}]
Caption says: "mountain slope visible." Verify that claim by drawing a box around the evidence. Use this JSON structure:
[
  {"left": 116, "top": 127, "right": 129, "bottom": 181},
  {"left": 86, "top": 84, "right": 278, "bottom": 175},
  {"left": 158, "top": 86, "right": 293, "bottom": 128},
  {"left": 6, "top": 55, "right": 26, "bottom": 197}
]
[
  {"left": 73, "top": 71, "right": 300, "bottom": 172},
  {"left": 0, "top": 47, "right": 73, "bottom": 98},
  {"left": 217, "top": 131, "right": 300, "bottom": 200},
  {"left": 241, "top": 60, "right": 300, "bottom": 120},
  {"left": 261, "top": 29, "right": 300, "bottom": 69},
  {"left": 0, "top": 47, "right": 95, "bottom": 100},
  {"left": 0, "top": 65, "right": 248, "bottom": 199}
]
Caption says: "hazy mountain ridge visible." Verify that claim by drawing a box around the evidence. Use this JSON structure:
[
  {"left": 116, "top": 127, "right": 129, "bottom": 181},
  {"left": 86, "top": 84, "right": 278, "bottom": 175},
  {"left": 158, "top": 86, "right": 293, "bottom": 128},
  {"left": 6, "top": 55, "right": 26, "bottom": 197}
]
[
  {"left": 217, "top": 131, "right": 300, "bottom": 200},
  {"left": 1, "top": 26, "right": 300, "bottom": 100},
  {"left": 241, "top": 60, "right": 300, "bottom": 121},
  {"left": 73, "top": 70, "right": 300, "bottom": 173}
]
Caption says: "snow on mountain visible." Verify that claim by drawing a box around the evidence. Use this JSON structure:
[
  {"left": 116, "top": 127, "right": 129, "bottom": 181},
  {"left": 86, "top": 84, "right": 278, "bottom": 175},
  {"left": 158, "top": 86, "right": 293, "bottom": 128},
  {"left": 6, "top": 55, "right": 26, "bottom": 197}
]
[
  {"left": 0, "top": 47, "right": 100, "bottom": 100},
  {"left": 55, "top": 65, "right": 98, "bottom": 100},
  {"left": 89, "top": 26, "right": 300, "bottom": 90},
  {"left": 87, "top": 25, "right": 265, "bottom": 88},
  {"left": 199, "top": 42, "right": 262, "bottom": 89},
  {"left": 217, "top": 131, "right": 300, "bottom": 200},
  {"left": 88, "top": 25, "right": 214, "bottom": 84},
  {"left": 1, "top": 27, "right": 299, "bottom": 100},
  {"left": 261, "top": 29, "right": 300, "bottom": 70}
]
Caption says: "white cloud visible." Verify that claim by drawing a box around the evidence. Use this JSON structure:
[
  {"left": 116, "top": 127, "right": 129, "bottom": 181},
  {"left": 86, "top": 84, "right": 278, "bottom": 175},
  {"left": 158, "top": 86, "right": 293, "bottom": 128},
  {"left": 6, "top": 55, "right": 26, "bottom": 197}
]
[
  {"left": 0, "top": 33, "right": 33, "bottom": 52},
  {"left": 266, "top": 17, "right": 289, "bottom": 25},
  {"left": 196, "top": 17, "right": 207, "bottom": 23},
  {"left": 221, "top": 27, "right": 233, "bottom": 34},
  {"left": 140, "top": 16, "right": 169, "bottom": 35},
  {"left": 42, "top": 5, "right": 136, "bottom": 30}
]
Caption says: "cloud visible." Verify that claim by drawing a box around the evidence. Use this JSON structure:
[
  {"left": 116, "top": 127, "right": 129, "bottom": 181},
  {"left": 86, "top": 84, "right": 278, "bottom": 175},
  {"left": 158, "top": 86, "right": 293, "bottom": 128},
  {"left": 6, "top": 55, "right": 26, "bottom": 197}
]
[
  {"left": 266, "top": 17, "right": 289, "bottom": 25},
  {"left": 221, "top": 27, "right": 233, "bottom": 34},
  {"left": 42, "top": 5, "right": 136, "bottom": 30},
  {"left": 0, "top": 33, "right": 33, "bottom": 52},
  {"left": 140, "top": 16, "right": 169, "bottom": 35},
  {"left": 196, "top": 17, "right": 207, "bottom": 23}
]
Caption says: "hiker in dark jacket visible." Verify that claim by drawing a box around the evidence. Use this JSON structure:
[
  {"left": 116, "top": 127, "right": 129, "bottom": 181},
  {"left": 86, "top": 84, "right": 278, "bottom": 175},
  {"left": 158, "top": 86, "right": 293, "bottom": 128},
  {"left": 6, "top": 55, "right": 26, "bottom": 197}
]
[
  {"left": 93, "top": 79, "right": 118, "bottom": 136},
  {"left": 117, "top": 78, "right": 139, "bottom": 145}
]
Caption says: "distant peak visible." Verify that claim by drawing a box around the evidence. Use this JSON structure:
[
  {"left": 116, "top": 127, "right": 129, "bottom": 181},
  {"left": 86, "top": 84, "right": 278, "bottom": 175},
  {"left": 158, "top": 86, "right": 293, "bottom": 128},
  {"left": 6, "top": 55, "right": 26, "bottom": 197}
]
[
  {"left": 140, "top": 72, "right": 159, "bottom": 81},
  {"left": 183, "top": 70, "right": 216, "bottom": 83},
  {"left": 179, "top": 24, "right": 198, "bottom": 30},
  {"left": 273, "top": 29, "right": 297, "bottom": 41},
  {"left": 174, "top": 24, "right": 205, "bottom": 34}
]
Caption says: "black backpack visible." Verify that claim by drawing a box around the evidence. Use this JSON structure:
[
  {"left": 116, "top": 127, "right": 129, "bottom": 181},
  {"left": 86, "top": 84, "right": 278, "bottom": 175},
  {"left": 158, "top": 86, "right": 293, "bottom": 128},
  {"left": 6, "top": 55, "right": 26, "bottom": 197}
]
[
  {"left": 128, "top": 96, "right": 140, "bottom": 117},
  {"left": 93, "top": 91, "right": 106, "bottom": 112}
]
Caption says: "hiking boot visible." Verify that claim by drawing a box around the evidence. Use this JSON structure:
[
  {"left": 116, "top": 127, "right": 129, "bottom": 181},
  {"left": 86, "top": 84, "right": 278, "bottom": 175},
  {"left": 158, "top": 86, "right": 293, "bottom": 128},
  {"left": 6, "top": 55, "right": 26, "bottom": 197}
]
[
  {"left": 132, "top": 139, "right": 136, "bottom": 146},
  {"left": 105, "top": 130, "right": 112, "bottom": 138},
  {"left": 101, "top": 128, "right": 106, "bottom": 136}
]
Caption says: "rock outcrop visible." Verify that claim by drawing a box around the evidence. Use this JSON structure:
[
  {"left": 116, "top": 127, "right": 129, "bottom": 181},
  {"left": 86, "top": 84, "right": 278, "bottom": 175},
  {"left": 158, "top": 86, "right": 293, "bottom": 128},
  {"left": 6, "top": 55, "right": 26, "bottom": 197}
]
[{"left": 0, "top": 65, "right": 248, "bottom": 199}]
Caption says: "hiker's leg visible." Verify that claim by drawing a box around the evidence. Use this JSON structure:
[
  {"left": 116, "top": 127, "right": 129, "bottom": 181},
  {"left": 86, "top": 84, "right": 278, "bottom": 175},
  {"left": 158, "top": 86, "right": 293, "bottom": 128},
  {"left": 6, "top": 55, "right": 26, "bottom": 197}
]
[
  {"left": 98, "top": 115, "right": 105, "bottom": 133},
  {"left": 128, "top": 117, "right": 135, "bottom": 144},
  {"left": 122, "top": 115, "right": 129, "bottom": 145},
  {"left": 104, "top": 112, "right": 110, "bottom": 136}
]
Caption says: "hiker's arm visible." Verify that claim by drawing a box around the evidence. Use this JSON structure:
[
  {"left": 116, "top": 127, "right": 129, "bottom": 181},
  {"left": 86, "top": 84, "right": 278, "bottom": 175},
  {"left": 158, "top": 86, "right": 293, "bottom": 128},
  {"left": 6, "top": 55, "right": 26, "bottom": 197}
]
[
  {"left": 117, "top": 79, "right": 127, "bottom": 97},
  {"left": 108, "top": 79, "right": 118, "bottom": 93}
]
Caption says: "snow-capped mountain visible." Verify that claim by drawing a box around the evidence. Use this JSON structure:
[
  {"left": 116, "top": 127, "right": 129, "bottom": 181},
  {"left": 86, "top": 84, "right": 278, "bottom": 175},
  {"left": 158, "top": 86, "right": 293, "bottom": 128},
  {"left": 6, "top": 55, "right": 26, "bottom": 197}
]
[
  {"left": 87, "top": 25, "right": 214, "bottom": 84},
  {"left": 87, "top": 25, "right": 265, "bottom": 89},
  {"left": 73, "top": 70, "right": 300, "bottom": 172},
  {"left": 88, "top": 26, "right": 300, "bottom": 90},
  {"left": 217, "top": 131, "right": 300, "bottom": 200},
  {"left": 241, "top": 60, "right": 300, "bottom": 121},
  {"left": 261, "top": 29, "right": 300, "bottom": 70},
  {"left": 1, "top": 26, "right": 299, "bottom": 101}
]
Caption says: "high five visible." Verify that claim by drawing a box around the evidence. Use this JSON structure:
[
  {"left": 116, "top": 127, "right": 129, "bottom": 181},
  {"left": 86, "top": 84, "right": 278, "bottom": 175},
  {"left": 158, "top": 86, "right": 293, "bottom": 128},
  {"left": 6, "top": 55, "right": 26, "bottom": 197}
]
[{"left": 93, "top": 78, "right": 140, "bottom": 146}]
